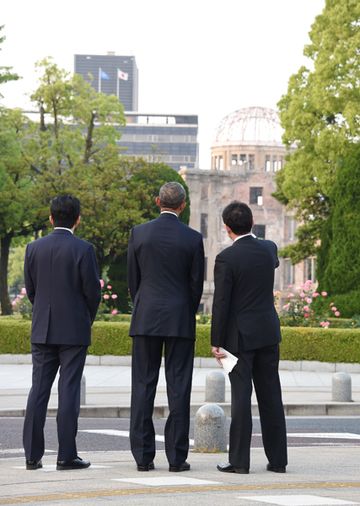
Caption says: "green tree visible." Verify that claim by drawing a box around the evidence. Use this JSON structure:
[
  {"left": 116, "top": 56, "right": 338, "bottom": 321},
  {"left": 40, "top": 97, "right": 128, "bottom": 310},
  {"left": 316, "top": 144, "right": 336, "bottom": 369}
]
[
  {"left": 0, "top": 26, "right": 19, "bottom": 90},
  {"left": 319, "top": 147, "right": 360, "bottom": 297},
  {"left": 0, "top": 108, "right": 41, "bottom": 314},
  {"left": 0, "top": 57, "right": 131, "bottom": 314},
  {"left": 275, "top": 0, "right": 360, "bottom": 264}
]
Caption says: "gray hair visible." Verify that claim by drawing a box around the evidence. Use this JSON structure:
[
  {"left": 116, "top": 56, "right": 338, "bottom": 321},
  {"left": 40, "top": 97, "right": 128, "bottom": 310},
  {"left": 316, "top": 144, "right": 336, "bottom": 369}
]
[{"left": 159, "top": 182, "right": 186, "bottom": 209}]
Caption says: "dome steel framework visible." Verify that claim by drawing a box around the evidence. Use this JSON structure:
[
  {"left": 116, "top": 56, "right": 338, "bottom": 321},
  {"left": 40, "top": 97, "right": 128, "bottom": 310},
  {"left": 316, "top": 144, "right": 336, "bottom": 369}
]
[{"left": 213, "top": 106, "right": 283, "bottom": 147}]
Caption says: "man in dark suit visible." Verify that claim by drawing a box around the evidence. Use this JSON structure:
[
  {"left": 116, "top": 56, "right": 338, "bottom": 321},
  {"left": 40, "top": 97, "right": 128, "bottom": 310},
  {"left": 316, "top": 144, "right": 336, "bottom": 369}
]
[
  {"left": 128, "top": 182, "right": 204, "bottom": 472},
  {"left": 211, "top": 201, "right": 287, "bottom": 474},
  {"left": 23, "top": 195, "right": 101, "bottom": 471}
]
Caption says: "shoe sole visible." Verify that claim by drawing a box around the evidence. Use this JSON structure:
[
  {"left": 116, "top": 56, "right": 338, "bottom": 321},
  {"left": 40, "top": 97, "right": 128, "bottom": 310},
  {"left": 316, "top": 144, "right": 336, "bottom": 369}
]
[
  {"left": 56, "top": 464, "right": 91, "bottom": 471},
  {"left": 217, "top": 467, "right": 249, "bottom": 474}
]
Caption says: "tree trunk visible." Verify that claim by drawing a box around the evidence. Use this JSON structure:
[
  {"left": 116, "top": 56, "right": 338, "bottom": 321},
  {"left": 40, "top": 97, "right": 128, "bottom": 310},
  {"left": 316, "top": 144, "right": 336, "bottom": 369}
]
[{"left": 0, "top": 234, "right": 13, "bottom": 315}]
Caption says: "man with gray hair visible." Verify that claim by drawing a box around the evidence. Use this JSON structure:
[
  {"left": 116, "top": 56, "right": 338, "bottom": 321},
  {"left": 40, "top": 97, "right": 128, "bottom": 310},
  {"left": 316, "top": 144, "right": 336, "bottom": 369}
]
[{"left": 128, "top": 181, "right": 204, "bottom": 473}]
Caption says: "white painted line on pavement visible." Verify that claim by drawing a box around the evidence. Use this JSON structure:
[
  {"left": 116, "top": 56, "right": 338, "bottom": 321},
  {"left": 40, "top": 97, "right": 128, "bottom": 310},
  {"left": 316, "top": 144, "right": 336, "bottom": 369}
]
[
  {"left": 240, "top": 495, "right": 358, "bottom": 505},
  {"left": 79, "top": 429, "right": 195, "bottom": 446}
]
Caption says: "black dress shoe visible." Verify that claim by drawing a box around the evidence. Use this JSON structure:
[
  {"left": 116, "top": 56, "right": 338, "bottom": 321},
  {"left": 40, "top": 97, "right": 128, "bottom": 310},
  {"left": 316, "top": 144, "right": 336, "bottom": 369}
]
[
  {"left": 217, "top": 462, "right": 249, "bottom": 474},
  {"left": 26, "top": 459, "right": 43, "bottom": 470},
  {"left": 56, "top": 456, "right": 91, "bottom": 470},
  {"left": 169, "top": 461, "right": 190, "bottom": 472},
  {"left": 137, "top": 462, "right": 155, "bottom": 471},
  {"left": 267, "top": 463, "right": 286, "bottom": 473}
]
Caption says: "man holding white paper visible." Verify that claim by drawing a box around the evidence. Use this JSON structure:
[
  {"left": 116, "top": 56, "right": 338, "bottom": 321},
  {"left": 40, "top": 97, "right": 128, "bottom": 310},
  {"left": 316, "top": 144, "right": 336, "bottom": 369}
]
[{"left": 211, "top": 201, "right": 287, "bottom": 475}]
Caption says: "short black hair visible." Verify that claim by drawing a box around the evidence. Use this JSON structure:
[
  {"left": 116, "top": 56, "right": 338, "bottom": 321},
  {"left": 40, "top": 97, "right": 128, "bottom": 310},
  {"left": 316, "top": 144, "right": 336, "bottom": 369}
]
[
  {"left": 222, "top": 201, "right": 253, "bottom": 235},
  {"left": 50, "top": 195, "right": 80, "bottom": 228}
]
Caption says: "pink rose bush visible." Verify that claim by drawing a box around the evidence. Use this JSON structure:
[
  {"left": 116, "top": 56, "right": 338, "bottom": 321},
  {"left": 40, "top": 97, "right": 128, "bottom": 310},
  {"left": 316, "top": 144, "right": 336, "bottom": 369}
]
[
  {"left": 280, "top": 280, "right": 341, "bottom": 328},
  {"left": 97, "top": 279, "right": 119, "bottom": 318}
]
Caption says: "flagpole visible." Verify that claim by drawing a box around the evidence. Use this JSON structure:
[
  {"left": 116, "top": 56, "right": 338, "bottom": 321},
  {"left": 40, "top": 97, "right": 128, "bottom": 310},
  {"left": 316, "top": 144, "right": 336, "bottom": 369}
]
[
  {"left": 116, "top": 70, "right": 119, "bottom": 100},
  {"left": 98, "top": 68, "right": 101, "bottom": 93}
]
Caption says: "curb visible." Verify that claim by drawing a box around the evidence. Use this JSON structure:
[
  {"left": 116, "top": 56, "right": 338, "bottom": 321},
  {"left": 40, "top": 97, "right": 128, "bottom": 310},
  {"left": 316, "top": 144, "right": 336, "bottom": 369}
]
[
  {"left": 1, "top": 354, "right": 360, "bottom": 373},
  {"left": 1, "top": 402, "right": 360, "bottom": 418}
]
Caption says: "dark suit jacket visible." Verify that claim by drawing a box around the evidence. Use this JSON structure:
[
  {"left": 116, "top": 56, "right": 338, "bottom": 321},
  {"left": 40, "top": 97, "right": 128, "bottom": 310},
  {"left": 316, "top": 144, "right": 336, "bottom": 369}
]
[
  {"left": 127, "top": 213, "right": 204, "bottom": 339},
  {"left": 211, "top": 235, "right": 281, "bottom": 352},
  {"left": 24, "top": 229, "right": 101, "bottom": 345}
]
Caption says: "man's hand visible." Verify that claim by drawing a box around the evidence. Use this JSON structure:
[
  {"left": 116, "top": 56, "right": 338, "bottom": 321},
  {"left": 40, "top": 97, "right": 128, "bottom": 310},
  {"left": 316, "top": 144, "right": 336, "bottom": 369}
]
[{"left": 211, "top": 346, "right": 226, "bottom": 367}]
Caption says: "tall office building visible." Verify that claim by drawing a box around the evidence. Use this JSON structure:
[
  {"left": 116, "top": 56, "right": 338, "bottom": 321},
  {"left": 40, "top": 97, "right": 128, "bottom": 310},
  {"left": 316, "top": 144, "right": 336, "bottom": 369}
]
[{"left": 74, "top": 53, "right": 138, "bottom": 111}]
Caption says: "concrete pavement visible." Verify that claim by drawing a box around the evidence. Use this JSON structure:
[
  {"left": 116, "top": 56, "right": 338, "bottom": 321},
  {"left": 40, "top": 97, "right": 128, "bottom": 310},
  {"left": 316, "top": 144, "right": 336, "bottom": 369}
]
[
  {"left": 1, "top": 356, "right": 360, "bottom": 505},
  {"left": 1, "top": 355, "right": 360, "bottom": 416}
]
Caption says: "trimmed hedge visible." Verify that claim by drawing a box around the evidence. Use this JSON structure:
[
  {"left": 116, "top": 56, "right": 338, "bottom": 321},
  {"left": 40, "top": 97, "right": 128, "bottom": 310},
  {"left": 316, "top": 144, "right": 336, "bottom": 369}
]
[{"left": 1, "top": 319, "right": 360, "bottom": 363}]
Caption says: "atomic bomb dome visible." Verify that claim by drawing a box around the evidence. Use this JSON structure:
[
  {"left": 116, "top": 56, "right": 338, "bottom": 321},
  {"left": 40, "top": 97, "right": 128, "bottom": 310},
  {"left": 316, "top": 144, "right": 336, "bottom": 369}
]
[{"left": 213, "top": 106, "right": 283, "bottom": 147}]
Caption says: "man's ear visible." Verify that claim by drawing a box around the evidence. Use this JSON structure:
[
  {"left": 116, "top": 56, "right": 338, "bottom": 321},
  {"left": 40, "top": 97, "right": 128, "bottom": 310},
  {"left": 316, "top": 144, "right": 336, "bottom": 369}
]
[
  {"left": 49, "top": 215, "right": 54, "bottom": 226},
  {"left": 225, "top": 224, "right": 232, "bottom": 235},
  {"left": 74, "top": 216, "right": 81, "bottom": 229},
  {"left": 155, "top": 196, "right": 161, "bottom": 208}
]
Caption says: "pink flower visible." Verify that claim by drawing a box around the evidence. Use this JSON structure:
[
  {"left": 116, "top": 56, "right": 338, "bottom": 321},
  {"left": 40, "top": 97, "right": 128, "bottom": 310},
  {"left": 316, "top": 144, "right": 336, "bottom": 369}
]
[
  {"left": 320, "top": 321, "right": 330, "bottom": 328},
  {"left": 303, "top": 305, "right": 310, "bottom": 312},
  {"left": 287, "top": 293, "right": 294, "bottom": 298},
  {"left": 20, "top": 287, "right": 27, "bottom": 295},
  {"left": 305, "top": 297, "right": 312, "bottom": 304},
  {"left": 304, "top": 313, "right": 310, "bottom": 318},
  {"left": 103, "top": 294, "right": 110, "bottom": 300},
  {"left": 300, "top": 291, "right": 305, "bottom": 298},
  {"left": 100, "top": 279, "right": 105, "bottom": 288},
  {"left": 111, "top": 294, "right": 118, "bottom": 299},
  {"left": 321, "top": 291, "right": 328, "bottom": 297},
  {"left": 331, "top": 306, "right": 337, "bottom": 312},
  {"left": 282, "top": 303, "right": 290, "bottom": 311},
  {"left": 107, "top": 285, "right": 112, "bottom": 290},
  {"left": 312, "top": 292, "right": 319, "bottom": 298},
  {"left": 334, "top": 311, "right": 340, "bottom": 317},
  {"left": 111, "top": 309, "right": 118, "bottom": 315}
]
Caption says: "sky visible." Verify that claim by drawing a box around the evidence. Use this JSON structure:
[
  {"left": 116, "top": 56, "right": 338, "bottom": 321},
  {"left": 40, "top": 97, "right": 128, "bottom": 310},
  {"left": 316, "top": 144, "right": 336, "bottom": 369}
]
[{"left": 1, "top": 0, "right": 325, "bottom": 168}]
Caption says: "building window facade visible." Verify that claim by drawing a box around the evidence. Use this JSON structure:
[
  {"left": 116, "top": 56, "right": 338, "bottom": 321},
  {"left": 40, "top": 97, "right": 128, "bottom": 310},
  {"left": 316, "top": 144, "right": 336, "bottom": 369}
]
[
  {"left": 253, "top": 224, "right": 266, "bottom": 239},
  {"left": 201, "top": 213, "right": 208, "bottom": 238},
  {"left": 283, "top": 259, "right": 295, "bottom": 286},
  {"left": 304, "top": 257, "right": 316, "bottom": 282},
  {"left": 249, "top": 187, "right": 263, "bottom": 205}
]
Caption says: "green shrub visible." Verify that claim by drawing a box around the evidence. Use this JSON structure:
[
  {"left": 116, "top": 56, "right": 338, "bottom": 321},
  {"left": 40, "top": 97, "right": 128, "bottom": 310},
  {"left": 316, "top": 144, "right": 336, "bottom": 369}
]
[
  {"left": 1, "top": 318, "right": 360, "bottom": 363},
  {"left": 0, "top": 319, "right": 31, "bottom": 353},
  {"left": 311, "top": 289, "right": 360, "bottom": 319}
]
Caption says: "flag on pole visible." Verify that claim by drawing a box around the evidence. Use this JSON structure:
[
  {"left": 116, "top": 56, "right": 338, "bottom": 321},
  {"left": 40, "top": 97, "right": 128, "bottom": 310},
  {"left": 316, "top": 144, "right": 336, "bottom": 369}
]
[
  {"left": 98, "top": 68, "right": 110, "bottom": 92},
  {"left": 117, "top": 68, "right": 128, "bottom": 81},
  {"left": 100, "top": 69, "right": 110, "bottom": 80}
]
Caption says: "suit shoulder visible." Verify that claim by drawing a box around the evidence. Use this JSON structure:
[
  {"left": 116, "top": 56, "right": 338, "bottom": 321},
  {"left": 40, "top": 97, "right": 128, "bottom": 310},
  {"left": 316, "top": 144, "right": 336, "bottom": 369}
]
[
  {"left": 179, "top": 222, "right": 202, "bottom": 239},
  {"left": 216, "top": 244, "right": 233, "bottom": 260},
  {"left": 260, "top": 239, "right": 278, "bottom": 250},
  {"left": 73, "top": 236, "right": 95, "bottom": 251}
]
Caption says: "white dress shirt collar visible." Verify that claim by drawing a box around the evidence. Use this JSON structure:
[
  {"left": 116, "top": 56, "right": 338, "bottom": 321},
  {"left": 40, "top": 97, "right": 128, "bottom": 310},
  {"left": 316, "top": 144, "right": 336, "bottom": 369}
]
[
  {"left": 54, "top": 227, "right": 74, "bottom": 234},
  {"left": 233, "top": 232, "right": 256, "bottom": 243},
  {"left": 160, "top": 211, "right": 178, "bottom": 218}
]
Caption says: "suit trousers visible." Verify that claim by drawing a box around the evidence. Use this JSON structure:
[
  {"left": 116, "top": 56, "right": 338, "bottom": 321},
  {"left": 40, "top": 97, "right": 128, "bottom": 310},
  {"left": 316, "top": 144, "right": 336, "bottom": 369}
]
[
  {"left": 228, "top": 343, "right": 287, "bottom": 470},
  {"left": 23, "top": 343, "right": 87, "bottom": 462},
  {"left": 130, "top": 336, "right": 194, "bottom": 467}
]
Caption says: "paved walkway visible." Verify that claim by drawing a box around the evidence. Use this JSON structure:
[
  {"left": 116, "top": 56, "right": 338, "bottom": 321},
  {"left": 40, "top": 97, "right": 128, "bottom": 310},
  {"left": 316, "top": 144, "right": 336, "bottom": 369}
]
[{"left": 1, "top": 358, "right": 360, "bottom": 416}]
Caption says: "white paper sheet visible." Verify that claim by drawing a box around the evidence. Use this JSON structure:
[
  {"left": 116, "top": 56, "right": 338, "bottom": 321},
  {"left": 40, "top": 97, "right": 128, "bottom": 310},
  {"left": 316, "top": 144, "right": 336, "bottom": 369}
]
[{"left": 218, "top": 347, "right": 238, "bottom": 374}]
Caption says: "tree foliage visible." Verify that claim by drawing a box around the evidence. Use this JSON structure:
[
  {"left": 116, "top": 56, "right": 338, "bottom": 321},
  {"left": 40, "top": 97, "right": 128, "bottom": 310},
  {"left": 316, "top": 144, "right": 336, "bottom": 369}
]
[
  {"left": 318, "top": 146, "right": 360, "bottom": 295},
  {"left": 276, "top": 0, "right": 360, "bottom": 264},
  {"left": 0, "top": 26, "right": 19, "bottom": 90}
]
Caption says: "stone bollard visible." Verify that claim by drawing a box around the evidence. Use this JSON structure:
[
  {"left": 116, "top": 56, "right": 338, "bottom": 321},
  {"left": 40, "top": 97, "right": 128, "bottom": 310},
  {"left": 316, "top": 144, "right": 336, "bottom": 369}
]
[
  {"left": 194, "top": 404, "right": 227, "bottom": 452},
  {"left": 332, "top": 372, "right": 352, "bottom": 402},
  {"left": 80, "top": 375, "right": 86, "bottom": 405},
  {"left": 205, "top": 371, "right": 225, "bottom": 403}
]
